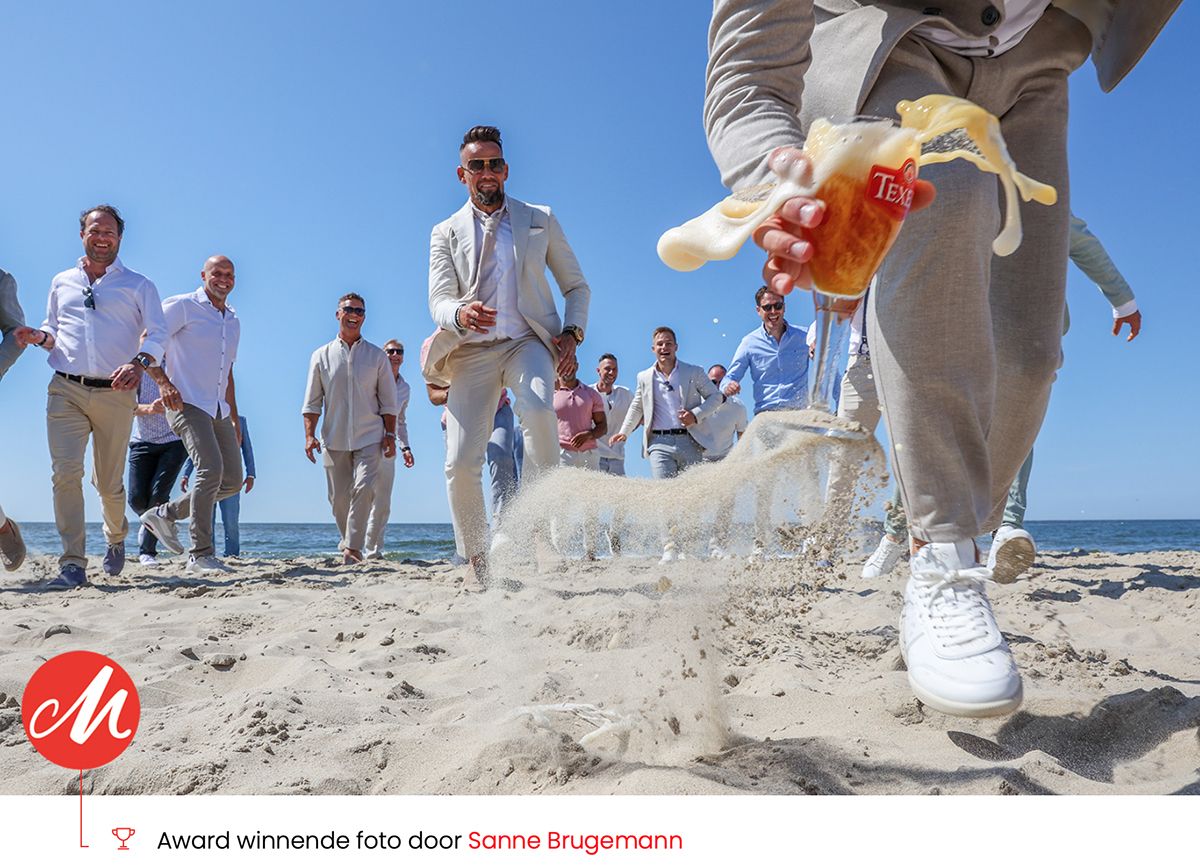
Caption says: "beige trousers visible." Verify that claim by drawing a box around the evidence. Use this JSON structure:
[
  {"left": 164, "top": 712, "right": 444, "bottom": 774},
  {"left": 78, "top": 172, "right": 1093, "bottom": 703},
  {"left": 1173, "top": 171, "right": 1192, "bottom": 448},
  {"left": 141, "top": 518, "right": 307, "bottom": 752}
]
[
  {"left": 324, "top": 445, "right": 381, "bottom": 553},
  {"left": 46, "top": 374, "right": 136, "bottom": 568},
  {"left": 363, "top": 453, "right": 396, "bottom": 558},
  {"left": 165, "top": 404, "right": 244, "bottom": 557},
  {"left": 444, "top": 336, "right": 559, "bottom": 558}
]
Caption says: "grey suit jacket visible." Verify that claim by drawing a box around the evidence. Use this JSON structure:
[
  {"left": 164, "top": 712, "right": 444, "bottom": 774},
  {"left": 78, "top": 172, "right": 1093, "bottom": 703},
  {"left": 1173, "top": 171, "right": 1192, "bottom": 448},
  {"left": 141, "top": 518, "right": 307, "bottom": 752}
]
[
  {"left": 619, "top": 360, "right": 725, "bottom": 457},
  {"left": 0, "top": 269, "right": 26, "bottom": 382},
  {"left": 424, "top": 196, "right": 590, "bottom": 386},
  {"left": 706, "top": 0, "right": 1181, "bottom": 188}
]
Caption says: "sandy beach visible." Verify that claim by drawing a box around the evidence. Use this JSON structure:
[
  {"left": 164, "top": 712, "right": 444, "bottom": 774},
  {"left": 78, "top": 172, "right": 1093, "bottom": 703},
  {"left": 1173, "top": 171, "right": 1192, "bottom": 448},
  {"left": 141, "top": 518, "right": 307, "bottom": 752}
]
[{"left": 2, "top": 543, "right": 1197, "bottom": 796}]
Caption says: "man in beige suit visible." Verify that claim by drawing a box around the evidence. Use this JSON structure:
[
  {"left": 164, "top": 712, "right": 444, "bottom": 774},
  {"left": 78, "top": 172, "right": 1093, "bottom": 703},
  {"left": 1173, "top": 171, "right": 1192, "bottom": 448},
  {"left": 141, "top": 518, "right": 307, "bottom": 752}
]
[
  {"left": 703, "top": 0, "right": 1179, "bottom": 717},
  {"left": 425, "top": 125, "right": 590, "bottom": 583}
]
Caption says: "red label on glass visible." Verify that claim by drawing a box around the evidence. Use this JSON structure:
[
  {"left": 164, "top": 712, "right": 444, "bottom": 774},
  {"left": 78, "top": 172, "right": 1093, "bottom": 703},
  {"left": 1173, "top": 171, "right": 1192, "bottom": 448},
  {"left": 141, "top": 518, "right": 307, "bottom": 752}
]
[{"left": 866, "top": 158, "right": 917, "bottom": 220}]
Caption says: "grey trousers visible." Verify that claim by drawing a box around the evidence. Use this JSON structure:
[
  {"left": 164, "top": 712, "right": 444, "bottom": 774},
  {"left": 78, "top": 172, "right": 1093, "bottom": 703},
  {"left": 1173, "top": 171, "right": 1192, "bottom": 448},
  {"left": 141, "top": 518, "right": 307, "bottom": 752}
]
[
  {"left": 324, "top": 445, "right": 382, "bottom": 553},
  {"left": 165, "top": 404, "right": 243, "bottom": 557},
  {"left": 862, "top": 10, "right": 1091, "bottom": 542}
]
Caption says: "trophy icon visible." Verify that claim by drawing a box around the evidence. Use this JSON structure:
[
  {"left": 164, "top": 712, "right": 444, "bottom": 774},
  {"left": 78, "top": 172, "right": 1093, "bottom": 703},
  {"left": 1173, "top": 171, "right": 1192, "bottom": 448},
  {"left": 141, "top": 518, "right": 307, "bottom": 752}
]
[{"left": 112, "top": 827, "right": 136, "bottom": 850}]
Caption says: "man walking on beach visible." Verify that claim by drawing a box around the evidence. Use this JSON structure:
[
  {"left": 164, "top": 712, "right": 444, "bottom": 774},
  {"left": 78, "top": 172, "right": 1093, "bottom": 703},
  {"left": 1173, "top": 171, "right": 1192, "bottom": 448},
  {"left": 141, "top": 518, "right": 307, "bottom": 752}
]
[
  {"left": 703, "top": 0, "right": 1178, "bottom": 715},
  {"left": 15, "top": 205, "right": 180, "bottom": 588},
  {"left": 303, "top": 294, "right": 398, "bottom": 564},
  {"left": 611, "top": 327, "right": 723, "bottom": 562},
  {"left": 720, "top": 287, "right": 808, "bottom": 413},
  {"left": 592, "top": 354, "right": 633, "bottom": 477},
  {"left": 364, "top": 339, "right": 414, "bottom": 559},
  {"left": 424, "top": 124, "right": 590, "bottom": 583},
  {"left": 140, "top": 255, "right": 244, "bottom": 574},
  {"left": 0, "top": 267, "right": 28, "bottom": 571}
]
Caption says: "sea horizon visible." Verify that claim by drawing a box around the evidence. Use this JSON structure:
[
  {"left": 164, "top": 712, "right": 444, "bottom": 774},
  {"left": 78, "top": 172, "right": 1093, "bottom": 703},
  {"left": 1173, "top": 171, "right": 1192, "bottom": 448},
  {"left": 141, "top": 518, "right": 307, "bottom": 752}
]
[{"left": 13, "top": 519, "right": 1199, "bottom": 561}]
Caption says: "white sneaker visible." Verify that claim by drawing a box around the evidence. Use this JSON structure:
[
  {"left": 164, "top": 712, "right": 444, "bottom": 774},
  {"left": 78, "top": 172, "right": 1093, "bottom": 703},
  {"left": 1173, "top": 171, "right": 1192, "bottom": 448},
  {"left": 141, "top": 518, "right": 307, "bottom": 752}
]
[
  {"left": 660, "top": 544, "right": 679, "bottom": 564},
  {"left": 187, "top": 555, "right": 229, "bottom": 574},
  {"left": 140, "top": 505, "right": 185, "bottom": 555},
  {"left": 899, "top": 540, "right": 1022, "bottom": 718},
  {"left": 138, "top": 554, "right": 158, "bottom": 566},
  {"left": 987, "top": 525, "right": 1036, "bottom": 585},
  {"left": 862, "top": 535, "right": 904, "bottom": 578}
]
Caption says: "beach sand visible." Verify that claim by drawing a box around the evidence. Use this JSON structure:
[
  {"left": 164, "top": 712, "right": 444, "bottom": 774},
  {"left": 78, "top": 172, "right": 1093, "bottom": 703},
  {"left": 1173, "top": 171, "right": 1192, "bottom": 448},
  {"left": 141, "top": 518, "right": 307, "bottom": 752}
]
[{"left": 2, "top": 545, "right": 1197, "bottom": 796}]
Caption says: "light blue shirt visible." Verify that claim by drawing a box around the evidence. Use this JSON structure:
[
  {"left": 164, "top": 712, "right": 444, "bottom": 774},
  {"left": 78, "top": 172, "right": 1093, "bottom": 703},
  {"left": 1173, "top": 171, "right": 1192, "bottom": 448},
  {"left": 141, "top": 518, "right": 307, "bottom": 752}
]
[{"left": 721, "top": 322, "right": 809, "bottom": 413}]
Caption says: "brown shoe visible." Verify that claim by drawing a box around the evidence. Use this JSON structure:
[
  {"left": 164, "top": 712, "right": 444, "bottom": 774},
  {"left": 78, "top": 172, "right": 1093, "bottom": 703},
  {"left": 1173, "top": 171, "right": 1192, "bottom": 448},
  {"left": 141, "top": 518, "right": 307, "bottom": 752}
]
[{"left": 0, "top": 519, "right": 27, "bottom": 572}]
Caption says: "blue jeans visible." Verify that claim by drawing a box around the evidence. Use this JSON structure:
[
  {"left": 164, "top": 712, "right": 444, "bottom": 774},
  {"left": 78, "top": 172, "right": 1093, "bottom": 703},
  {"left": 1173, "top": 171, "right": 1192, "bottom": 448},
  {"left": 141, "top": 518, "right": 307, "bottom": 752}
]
[
  {"left": 209, "top": 493, "right": 241, "bottom": 557},
  {"left": 647, "top": 432, "right": 703, "bottom": 479},
  {"left": 486, "top": 403, "right": 524, "bottom": 523}
]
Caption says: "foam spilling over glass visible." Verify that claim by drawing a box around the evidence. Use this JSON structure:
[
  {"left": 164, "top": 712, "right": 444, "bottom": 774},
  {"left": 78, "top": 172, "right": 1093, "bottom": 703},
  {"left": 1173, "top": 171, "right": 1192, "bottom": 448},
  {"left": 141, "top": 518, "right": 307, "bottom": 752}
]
[{"left": 658, "top": 94, "right": 1056, "bottom": 291}]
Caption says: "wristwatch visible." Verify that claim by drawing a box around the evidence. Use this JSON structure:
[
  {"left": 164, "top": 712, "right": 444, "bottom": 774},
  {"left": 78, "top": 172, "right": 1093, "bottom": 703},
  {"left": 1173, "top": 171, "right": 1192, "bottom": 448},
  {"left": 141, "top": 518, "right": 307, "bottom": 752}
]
[
  {"left": 132, "top": 353, "right": 153, "bottom": 369},
  {"left": 561, "top": 324, "right": 584, "bottom": 345}
]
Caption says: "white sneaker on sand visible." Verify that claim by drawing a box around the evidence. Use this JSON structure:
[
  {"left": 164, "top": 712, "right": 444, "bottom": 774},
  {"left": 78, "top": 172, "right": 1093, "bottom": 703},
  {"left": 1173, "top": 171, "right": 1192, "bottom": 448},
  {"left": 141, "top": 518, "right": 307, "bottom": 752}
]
[
  {"left": 861, "top": 535, "right": 904, "bottom": 578},
  {"left": 987, "top": 524, "right": 1036, "bottom": 584},
  {"left": 899, "top": 539, "right": 1022, "bottom": 718},
  {"left": 660, "top": 544, "right": 679, "bottom": 564},
  {"left": 140, "top": 505, "right": 185, "bottom": 555},
  {"left": 187, "top": 555, "right": 229, "bottom": 574},
  {"left": 138, "top": 554, "right": 158, "bottom": 566}
]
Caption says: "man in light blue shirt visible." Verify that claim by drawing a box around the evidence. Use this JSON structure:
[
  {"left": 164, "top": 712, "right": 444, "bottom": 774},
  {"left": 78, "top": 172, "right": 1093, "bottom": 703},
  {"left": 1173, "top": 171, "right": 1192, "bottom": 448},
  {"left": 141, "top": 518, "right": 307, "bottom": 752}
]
[{"left": 720, "top": 286, "right": 808, "bottom": 413}]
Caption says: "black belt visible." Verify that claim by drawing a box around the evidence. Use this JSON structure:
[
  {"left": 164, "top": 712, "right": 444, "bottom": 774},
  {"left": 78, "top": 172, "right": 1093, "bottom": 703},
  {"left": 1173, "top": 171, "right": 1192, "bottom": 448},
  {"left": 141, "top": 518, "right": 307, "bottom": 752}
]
[
  {"left": 651, "top": 428, "right": 688, "bottom": 436},
  {"left": 56, "top": 371, "right": 114, "bottom": 389}
]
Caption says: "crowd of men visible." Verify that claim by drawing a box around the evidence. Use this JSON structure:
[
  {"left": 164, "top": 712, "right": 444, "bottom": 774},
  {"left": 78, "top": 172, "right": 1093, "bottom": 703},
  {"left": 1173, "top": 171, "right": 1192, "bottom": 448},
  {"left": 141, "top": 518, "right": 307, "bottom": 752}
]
[{"left": 0, "top": 95, "right": 1154, "bottom": 723}]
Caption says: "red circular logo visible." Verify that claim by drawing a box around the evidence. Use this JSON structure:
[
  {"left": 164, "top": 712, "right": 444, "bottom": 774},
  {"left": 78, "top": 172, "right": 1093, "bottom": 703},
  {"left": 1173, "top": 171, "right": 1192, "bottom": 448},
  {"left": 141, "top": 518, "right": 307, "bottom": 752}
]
[{"left": 21, "top": 651, "right": 140, "bottom": 770}]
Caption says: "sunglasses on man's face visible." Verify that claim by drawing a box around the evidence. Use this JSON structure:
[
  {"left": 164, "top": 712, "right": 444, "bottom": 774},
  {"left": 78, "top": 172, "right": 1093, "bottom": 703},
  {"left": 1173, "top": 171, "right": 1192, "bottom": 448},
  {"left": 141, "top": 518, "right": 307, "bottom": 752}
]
[
  {"left": 463, "top": 157, "right": 506, "bottom": 174},
  {"left": 759, "top": 302, "right": 785, "bottom": 312},
  {"left": 385, "top": 348, "right": 404, "bottom": 356},
  {"left": 340, "top": 306, "right": 366, "bottom": 316}
]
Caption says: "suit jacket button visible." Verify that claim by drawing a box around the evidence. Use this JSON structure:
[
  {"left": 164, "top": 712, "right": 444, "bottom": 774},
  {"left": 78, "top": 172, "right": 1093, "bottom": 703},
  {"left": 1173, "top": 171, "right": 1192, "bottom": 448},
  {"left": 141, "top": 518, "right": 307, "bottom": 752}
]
[{"left": 981, "top": 5, "right": 1001, "bottom": 26}]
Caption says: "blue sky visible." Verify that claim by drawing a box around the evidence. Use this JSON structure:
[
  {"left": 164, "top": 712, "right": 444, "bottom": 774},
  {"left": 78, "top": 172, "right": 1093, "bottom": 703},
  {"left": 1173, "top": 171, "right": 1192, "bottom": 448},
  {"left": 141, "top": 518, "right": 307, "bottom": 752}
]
[{"left": 1, "top": 1, "right": 1196, "bottom": 524}]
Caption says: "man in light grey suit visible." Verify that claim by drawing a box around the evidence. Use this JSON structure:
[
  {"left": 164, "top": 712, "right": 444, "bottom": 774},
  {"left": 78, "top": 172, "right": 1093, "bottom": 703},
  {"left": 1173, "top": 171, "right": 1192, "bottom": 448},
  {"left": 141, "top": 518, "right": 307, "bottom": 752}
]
[
  {"left": 611, "top": 326, "right": 724, "bottom": 562},
  {"left": 703, "top": 0, "right": 1179, "bottom": 718},
  {"left": 425, "top": 125, "right": 590, "bottom": 583}
]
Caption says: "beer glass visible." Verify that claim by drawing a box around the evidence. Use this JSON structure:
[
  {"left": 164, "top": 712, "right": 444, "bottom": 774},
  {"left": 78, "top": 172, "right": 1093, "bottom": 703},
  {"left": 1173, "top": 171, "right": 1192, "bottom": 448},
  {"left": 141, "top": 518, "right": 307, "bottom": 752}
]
[{"left": 659, "top": 115, "right": 920, "bottom": 430}]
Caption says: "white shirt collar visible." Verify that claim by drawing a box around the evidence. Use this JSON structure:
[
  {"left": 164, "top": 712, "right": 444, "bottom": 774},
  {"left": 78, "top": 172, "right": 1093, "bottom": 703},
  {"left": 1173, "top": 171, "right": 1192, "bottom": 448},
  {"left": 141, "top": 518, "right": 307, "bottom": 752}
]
[
  {"left": 470, "top": 200, "right": 509, "bottom": 223},
  {"left": 77, "top": 256, "right": 125, "bottom": 278}
]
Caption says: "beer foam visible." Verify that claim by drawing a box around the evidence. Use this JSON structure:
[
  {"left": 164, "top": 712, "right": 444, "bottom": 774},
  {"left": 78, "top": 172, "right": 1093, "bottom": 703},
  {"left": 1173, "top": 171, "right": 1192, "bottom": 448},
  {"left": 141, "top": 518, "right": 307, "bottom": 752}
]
[
  {"left": 900, "top": 94, "right": 1057, "bottom": 256},
  {"left": 657, "top": 94, "right": 1057, "bottom": 271}
]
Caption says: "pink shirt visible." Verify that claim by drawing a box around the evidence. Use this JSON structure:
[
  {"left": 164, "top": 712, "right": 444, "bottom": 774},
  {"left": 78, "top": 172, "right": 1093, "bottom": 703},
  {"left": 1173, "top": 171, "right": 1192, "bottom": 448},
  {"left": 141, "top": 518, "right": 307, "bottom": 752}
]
[{"left": 554, "top": 382, "right": 604, "bottom": 451}]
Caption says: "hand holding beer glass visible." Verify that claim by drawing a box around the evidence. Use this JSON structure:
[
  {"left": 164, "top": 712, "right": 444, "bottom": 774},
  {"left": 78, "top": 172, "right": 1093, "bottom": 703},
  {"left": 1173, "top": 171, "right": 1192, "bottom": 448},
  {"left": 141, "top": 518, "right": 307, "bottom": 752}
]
[{"left": 657, "top": 95, "right": 1058, "bottom": 424}]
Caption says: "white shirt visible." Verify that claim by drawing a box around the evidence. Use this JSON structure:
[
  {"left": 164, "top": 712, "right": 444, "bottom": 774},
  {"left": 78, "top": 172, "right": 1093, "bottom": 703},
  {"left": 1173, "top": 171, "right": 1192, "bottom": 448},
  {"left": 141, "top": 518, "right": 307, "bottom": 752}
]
[
  {"left": 593, "top": 383, "right": 633, "bottom": 460},
  {"left": 650, "top": 364, "right": 684, "bottom": 431},
  {"left": 694, "top": 394, "right": 748, "bottom": 459},
  {"left": 393, "top": 373, "right": 411, "bottom": 451},
  {"left": 162, "top": 288, "right": 240, "bottom": 419},
  {"left": 302, "top": 337, "right": 399, "bottom": 451},
  {"left": 914, "top": 1, "right": 1049, "bottom": 57},
  {"left": 464, "top": 202, "right": 533, "bottom": 344},
  {"left": 41, "top": 257, "right": 168, "bottom": 378}
]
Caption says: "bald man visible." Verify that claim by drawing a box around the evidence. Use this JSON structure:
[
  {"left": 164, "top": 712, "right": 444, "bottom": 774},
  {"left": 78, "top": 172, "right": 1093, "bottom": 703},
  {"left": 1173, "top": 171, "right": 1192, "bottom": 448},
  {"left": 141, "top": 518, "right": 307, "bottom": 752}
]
[{"left": 140, "top": 255, "right": 244, "bottom": 573}]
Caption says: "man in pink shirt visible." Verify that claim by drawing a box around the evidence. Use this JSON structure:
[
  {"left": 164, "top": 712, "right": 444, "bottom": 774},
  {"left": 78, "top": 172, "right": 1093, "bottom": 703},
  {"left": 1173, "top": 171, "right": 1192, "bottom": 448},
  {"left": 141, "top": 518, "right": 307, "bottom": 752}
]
[{"left": 554, "top": 359, "right": 606, "bottom": 470}]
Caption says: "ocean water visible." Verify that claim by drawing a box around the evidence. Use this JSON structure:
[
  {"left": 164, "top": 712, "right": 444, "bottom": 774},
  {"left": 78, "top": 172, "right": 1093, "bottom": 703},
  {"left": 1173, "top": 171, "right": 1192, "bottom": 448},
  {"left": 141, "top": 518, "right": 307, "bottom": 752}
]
[{"left": 12, "top": 519, "right": 1199, "bottom": 561}]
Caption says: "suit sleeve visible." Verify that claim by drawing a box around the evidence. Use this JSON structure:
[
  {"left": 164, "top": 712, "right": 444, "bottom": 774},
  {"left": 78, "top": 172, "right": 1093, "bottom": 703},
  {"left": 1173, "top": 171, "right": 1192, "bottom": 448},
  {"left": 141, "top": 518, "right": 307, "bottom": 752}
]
[
  {"left": 544, "top": 210, "right": 590, "bottom": 334},
  {"left": 706, "top": 0, "right": 815, "bottom": 190},
  {"left": 1068, "top": 213, "right": 1135, "bottom": 312},
  {"left": 691, "top": 368, "right": 723, "bottom": 421},
  {"left": 619, "top": 378, "right": 646, "bottom": 437},
  {"left": 240, "top": 418, "right": 257, "bottom": 477},
  {"left": 429, "top": 222, "right": 467, "bottom": 333},
  {"left": 0, "top": 272, "right": 26, "bottom": 382}
]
